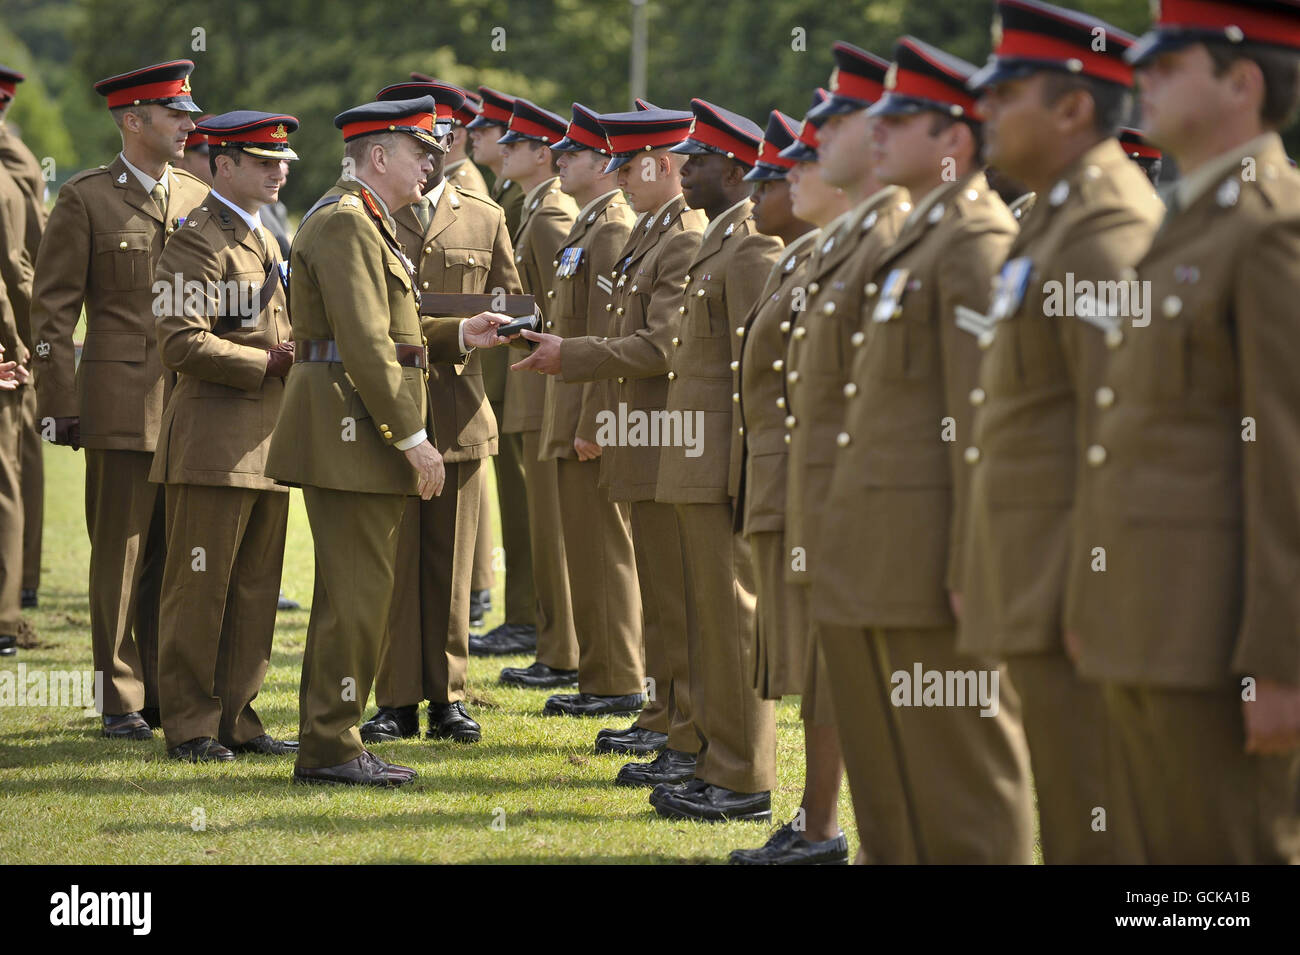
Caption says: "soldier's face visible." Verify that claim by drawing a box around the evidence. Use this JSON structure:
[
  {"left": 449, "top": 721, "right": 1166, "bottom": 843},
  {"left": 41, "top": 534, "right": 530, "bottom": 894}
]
[
  {"left": 816, "top": 109, "right": 873, "bottom": 189},
  {"left": 1136, "top": 44, "right": 1227, "bottom": 155},
  {"left": 221, "top": 153, "right": 288, "bottom": 207},
  {"left": 977, "top": 74, "right": 1049, "bottom": 182},
  {"left": 136, "top": 105, "right": 196, "bottom": 163},
  {"left": 499, "top": 140, "right": 544, "bottom": 181},
  {"left": 871, "top": 112, "right": 946, "bottom": 189},
  {"left": 788, "top": 160, "right": 840, "bottom": 224},
  {"left": 469, "top": 126, "right": 505, "bottom": 166},
  {"left": 679, "top": 152, "right": 729, "bottom": 210},
  {"left": 557, "top": 149, "right": 604, "bottom": 196},
  {"left": 384, "top": 135, "right": 437, "bottom": 206},
  {"left": 750, "top": 178, "right": 795, "bottom": 236}
]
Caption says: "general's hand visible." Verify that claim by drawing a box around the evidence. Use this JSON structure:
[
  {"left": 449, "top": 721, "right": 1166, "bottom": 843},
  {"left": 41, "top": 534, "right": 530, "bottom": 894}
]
[
  {"left": 1244, "top": 679, "right": 1300, "bottom": 755},
  {"left": 574, "top": 436, "right": 602, "bottom": 461},
  {"left": 265, "top": 341, "right": 295, "bottom": 379},
  {"left": 463, "top": 311, "right": 515, "bottom": 349},
  {"left": 402, "top": 438, "right": 445, "bottom": 500},
  {"left": 0, "top": 361, "right": 18, "bottom": 391},
  {"left": 511, "top": 329, "right": 563, "bottom": 374},
  {"left": 51, "top": 416, "right": 81, "bottom": 451}
]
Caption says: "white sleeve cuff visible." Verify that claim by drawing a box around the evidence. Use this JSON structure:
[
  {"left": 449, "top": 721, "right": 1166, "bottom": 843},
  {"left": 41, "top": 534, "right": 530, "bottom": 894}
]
[
  {"left": 394, "top": 428, "right": 427, "bottom": 451},
  {"left": 458, "top": 319, "right": 472, "bottom": 356}
]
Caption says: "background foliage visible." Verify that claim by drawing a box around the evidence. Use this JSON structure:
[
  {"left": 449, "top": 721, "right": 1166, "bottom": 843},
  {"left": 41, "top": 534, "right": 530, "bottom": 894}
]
[{"left": 0, "top": 0, "right": 1186, "bottom": 210}]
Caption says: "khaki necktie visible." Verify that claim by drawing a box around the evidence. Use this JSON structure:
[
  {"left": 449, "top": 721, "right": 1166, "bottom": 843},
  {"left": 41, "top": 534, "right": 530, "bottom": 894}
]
[
  {"left": 150, "top": 182, "right": 166, "bottom": 217},
  {"left": 414, "top": 197, "right": 433, "bottom": 233}
]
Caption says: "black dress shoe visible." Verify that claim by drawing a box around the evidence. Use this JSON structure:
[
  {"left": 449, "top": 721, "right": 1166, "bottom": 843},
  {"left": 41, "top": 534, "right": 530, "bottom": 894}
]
[
  {"left": 544, "top": 692, "right": 644, "bottom": 717},
  {"left": 359, "top": 705, "right": 419, "bottom": 742},
  {"left": 615, "top": 748, "right": 696, "bottom": 787},
  {"left": 499, "top": 661, "right": 579, "bottom": 688},
  {"left": 228, "top": 734, "right": 299, "bottom": 755},
  {"left": 468, "top": 623, "right": 537, "bottom": 656},
  {"left": 102, "top": 712, "right": 152, "bottom": 740},
  {"left": 0, "top": 635, "right": 15, "bottom": 657},
  {"left": 20, "top": 588, "right": 37, "bottom": 609},
  {"left": 293, "top": 751, "right": 416, "bottom": 787},
  {"left": 168, "top": 737, "right": 236, "bottom": 762},
  {"left": 595, "top": 724, "right": 668, "bottom": 756},
  {"left": 140, "top": 706, "right": 162, "bottom": 729},
  {"left": 427, "top": 701, "right": 481, "bottom": 743},
  {"left": 469, "top": 589, "right": 489, "bottom": 628},
  {"left": 728, "top": 820, "right": 850, "bottom": 865},
  {"left": 652, "top": 782, "right": 772, "bottom": 823}
]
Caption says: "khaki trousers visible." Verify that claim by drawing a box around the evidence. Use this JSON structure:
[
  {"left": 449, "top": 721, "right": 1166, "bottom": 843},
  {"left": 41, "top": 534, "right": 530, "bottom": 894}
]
[
  {"left": 818, "top": 624, "right": 1035, "bottom": 864},
  {"left": 157, "top": 483, "right": 288, "bottom": 748},
  {"left": 675, "top": 502, "right": 775, "bottom": 793},
  {"left": 1007, "top": 652, "right": 1144, "bottom": 863},
  {"left": 470, "top": 479, "right": 495, "bottom": 594},
  {"left": 20, "top": 386, "right": 41, "bottom": 591},
  {"left": 1103, "top": 682, "right": 1299, "bottom": 864},
  {"left": 378, "top": 459, "right": 483, "bottom": 706},
  {"left": 84, "top": 448, "right": 165, "bottom": 714},
  {"left": 296, "top": 485, "right": 405, "bottom": 769},
  {"left": 492, "top": 401, "right": 534, "bottom": 625},
  {"left": 556, "top": 457, "right": 643, "bottom": 696},
  {"left": 0, "top": 393, "right": 21, "bottom": 634},
  {"left": 522, "top": 430, "right": 578, "bottom": 670},
  {"left": 628, "top": 499, "right": 696, "bottom": 752}
]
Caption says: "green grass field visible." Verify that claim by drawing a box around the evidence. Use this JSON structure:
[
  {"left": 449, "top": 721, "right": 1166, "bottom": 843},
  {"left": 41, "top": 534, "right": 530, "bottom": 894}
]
[{"left": 0, "top": 444, "right": 864, "bottom": 864}]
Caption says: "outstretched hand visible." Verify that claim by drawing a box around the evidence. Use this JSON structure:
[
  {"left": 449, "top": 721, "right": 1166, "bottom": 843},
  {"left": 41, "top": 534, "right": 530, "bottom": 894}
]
[{"left": 511, "top": 329, "right": 563, "bottom": 375}]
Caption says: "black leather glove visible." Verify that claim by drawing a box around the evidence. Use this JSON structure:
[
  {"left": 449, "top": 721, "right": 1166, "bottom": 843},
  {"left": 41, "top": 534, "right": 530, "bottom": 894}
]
[{"left": 265, "top": 341, "right": 295, "bottom": 379}]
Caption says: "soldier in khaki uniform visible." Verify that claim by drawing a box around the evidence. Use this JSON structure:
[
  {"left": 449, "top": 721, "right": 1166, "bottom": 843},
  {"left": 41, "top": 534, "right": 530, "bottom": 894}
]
[
  {"left": 814, "top": 38, "right": 1034, "bottom": 863},
  {"left": 640, "top": 100, "right": 782, "bottom": 823},
  {"left": 0, "top": 159, "right": 30, "bottom": 659},
  {"left": 151, "top": 111, "right": 301, "bottom": 762},
  {"left": 411, "top": 73, "right": 491, "bottom": 198},
  {"left": 468, "top": 86, "right": 535, "bottom": 648},
  {"left": 361, "top": 80, "right": 521, "bottom": 745},
  {"left": 728, "top": 106, "right": 852, "bottom": 864},
  {"left": 1065, "top": 0, "right": 1300, "bottom": 863},
  {"left": 957, "top": 1, "right": 1163, "bottom": 863},
  {"left": 493, "top": 99, "right": 581, "bottom": 679},
  {"left": 776, "top": 52, "right": 914, "bottom": 860},
  {"left": 508, "top": 103, "right": 645, "bottom": 712},
  {"left": 31, "top": 60, "right": 209, "bottom": 738},
  {"left": 515, "top": 107, "right": 707, "bottom": 781},
  {"left": 265, "top": 97, "right": 514, "bottom": 785},
  {"left": 0, "top": 67, "right": 48, "bottom": 612}
]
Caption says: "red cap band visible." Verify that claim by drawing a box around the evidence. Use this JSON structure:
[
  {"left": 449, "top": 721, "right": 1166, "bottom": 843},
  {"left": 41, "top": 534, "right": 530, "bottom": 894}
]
[
  {"left": 687, "top": 123, "right": 758, "bottom": 166},
  {"left": 104, "top": 76, "right": 191, "bottom": 108},
  {"left": 891, "top": 65, "right": 980, "bottom": 117},
  {"left": 606, "top": 125, "right": 690, "bottom": 154},
  {"left": 342, "top": 112, "right": 434, "bottom": 140},
  {"left": 999, "top": 29, "right": 1134, "bottom": 85},
  {"left": 1160, "top": 0, "right": 1300, "bottom": 47}
]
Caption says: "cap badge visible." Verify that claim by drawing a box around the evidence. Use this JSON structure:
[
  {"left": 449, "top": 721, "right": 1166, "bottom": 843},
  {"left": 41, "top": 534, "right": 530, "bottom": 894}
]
[
  {"left": 991, "top": 13, "right": 1003, "bottom": 49},
  {"left": 181, "top": 76, "right": 191, "bottom": 94},
  {"left": 688, "top": 118, "right": 696, "bottom": 134},
  {"left": 1049, "top": 180, "right": 1070, "bottom": 207},
  {"left": 828, "top": 67, "right": 840, "bottom": 92},
  {"left": 885, "top": 62, "right": 899, "bottom": 91},
  {"left": 272, "top": 124, "right": 288, "bottom": 140}
]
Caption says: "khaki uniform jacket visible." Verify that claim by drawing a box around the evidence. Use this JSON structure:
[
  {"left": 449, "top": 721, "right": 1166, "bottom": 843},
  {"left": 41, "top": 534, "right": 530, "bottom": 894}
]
[
  {"left": 30, "top": 156, "right": 209, "bottom": 449},
  {"left": 538, "top": 189, "right": 634, "bottom": 460},
  {"left": 446, "top": 157, "right": 490, "bottom": 196},
  {"left": 959, "top": 139, "right": 1162, "bottom": 657},
  {"left": 501, "top": 177, "right": 577, "bottom": 434},
  {"left": 482, "top": 177, "right": 525, "bottom": 404},
  {"left": 0, "top": 124, "right": 48, "bottom": 279},
  {"left": 263, "top": 177, "right": 461, "bottom": 495},
  {"left": 814, "top": 173, "right": 1016, "bottom": 629},
  {"left": 731, "top": 229, "right": 818, "bottom": 536},
  {"left": 658, "top": 199, "right": 781, "bottom": 504},
  {"left": 783, "top": 187, "right": 912, "bottom": 580},
  {"left": 560, "top": 195, "right": 707, "bottom": 501},
  {"left": 149, "top": 192, "right": 293, "bottom": 491},
  {"left": 394, "top": 182, "right": 521, "bottom": 461},
  {"left": 1066, "top": 134, "right": 1300, "bottom": 689},
  {"left": 0, "top": 164, "right": 31, "bottom": 362}
]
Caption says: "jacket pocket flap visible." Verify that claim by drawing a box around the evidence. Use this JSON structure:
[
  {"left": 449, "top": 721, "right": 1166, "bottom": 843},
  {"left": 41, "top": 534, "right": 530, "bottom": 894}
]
[{"left": 94, "top": 231, "right": 151, "bottom": 253}]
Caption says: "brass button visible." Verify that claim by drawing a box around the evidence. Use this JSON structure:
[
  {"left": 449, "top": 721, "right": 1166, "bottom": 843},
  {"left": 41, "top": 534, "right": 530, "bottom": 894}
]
[
  {"left": 1096, "top": 386, "right": 1115, "bottom": 409},
  {"left": 552, "top": 259, "right": 559, "bottom": 268},
  {"left": 119, "top": 240, "right": 128, "bottom": 250},
  {"left": 836, "top": 432, "right": 851, "bottom": 448},
  {"left": 1087, "top": 444, "right": 1108, "bottom": 467},
  {"left": 380, "top": 423, "right": 389, "bottom": 430},
  {"left": 978, "top": 330, "right": 995, "bottom": 350},
  {"left": 468, "top": 256, "right": 475, "bottom": 266},
  {"left": 274, "top": 306, "right": 282, "bottom": 314},
  {"left": 771, "top": 359, "right": 784, "bottom": 372},
  {"left": 605, "top": 303, "right": 612, "bottom": 312},
  {"left": 969, "top": 387, "right": 985, "bottom": 406},
  {"left": 822, "top": 301, "right": 836, "bottom": 315},
  {"left": 784, "top": 433, "right": 791, "bottom": 445},
  {"left": 617, "top": 376, "right": 626, "bottom": 384},
  {"left": 546, "top": 289, "right": 555, "bottom": 298},
  {"left": 672, "top": 336, "right": 681, "bottom": 346},
  {"left": 732, "top": 392, "right": 740, "bottom": 403},
  {"left": 851, "top": 330, "right": 866, "bottom": 347},
  {"left": 696, "top": 288, "right": 706, "bottom": 297},
  {"left": 424, "top": 245, "right": 432, "bottom": 254},
  {"left": 736, "top": 326, "right": 746, "bottom": 338},
  {"left": 963, "top": 446, "right": 981, "bottom": 464},
  {"left": 1162, "top": 295, "right": 1182, "bottom": 318},
  {"left": 667, "top": 371, "right": 677, "bottom": 380},
  {"left": 776, "top": 396, "right": 786, "bottom": 409},
  {"left": 422, "top": 281, "right": 430, "bottom": 290},
  {"left": 779, "top": 320, "right": 791, "bottom": 334},
  {"left": 684, "top": 274, "right": 691, "bottom": 283},
  {"left": 546, "top": 321, "right": 554, "bottom": 329},
  {"left": 864, "top": 282, "right": 878, "bottom": 296},
  {"left": 808, "top": 282, "right": 820, "bottom": 295},
  {"left": 730, "top": 360, "right": 739, "bottom": 371},
  {"left": 738, "top": 426, "right": 745, "bottom": 436},
  {"left": 787, "top": 370, "right": 799, "bottom": 384},
  {"left": 793, "top": 326, "right": 807, "bottom": 339},
  {"left": 784, "top": 415, "right": 797, "bottom": 430},
  {"left": 630, "top": 285, "right": 638, "bottom": 293},
  {"left": 616, "top": 307, "right": 624, "bottom": 315},
  {"left": 843, "top": 382, "right": 858, "bottom": 398},
  {"left": 678, "top": 305, "right": 687, "bottom": 314},
  {"left": 1105, "top": 327, "right": 1124, "bottom": 349}
]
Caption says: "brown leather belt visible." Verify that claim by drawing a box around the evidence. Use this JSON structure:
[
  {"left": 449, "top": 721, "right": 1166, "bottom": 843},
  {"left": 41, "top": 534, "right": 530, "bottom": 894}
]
[{"left": 294, "top": 339, "right": 427, "bottom": 369}]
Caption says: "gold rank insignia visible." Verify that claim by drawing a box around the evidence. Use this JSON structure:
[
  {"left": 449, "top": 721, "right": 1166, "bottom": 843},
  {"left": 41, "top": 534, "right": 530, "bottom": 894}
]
[
  {"left": 688, "top": 118, "right": 696, "bottom": 134},
  {"left": 272, "top": 124, "right": 288, "bottom": 140},
  {"left": 828, "top": 67, "right": 840, "bottom": 92},
  {"left": 181, "top": 75, "right": 191, "bottom": 93},
  {"left": 885, "top": 62, "right": 899, "bottom": 90}
]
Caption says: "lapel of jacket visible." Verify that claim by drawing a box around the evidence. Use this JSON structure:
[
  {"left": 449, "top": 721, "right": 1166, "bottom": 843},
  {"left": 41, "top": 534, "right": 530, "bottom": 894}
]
[
  {"left": 690, "top": 199, "right": 752, "bottom": 271},
  {"left": 876, "top": 175, "right": 973, "bottom": 273},
  {"left": 424, "top": 184, "right": 460, "bottom": 243},
  {"left": 111, "top": 154, "right": 164, "bottom": 223}
]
